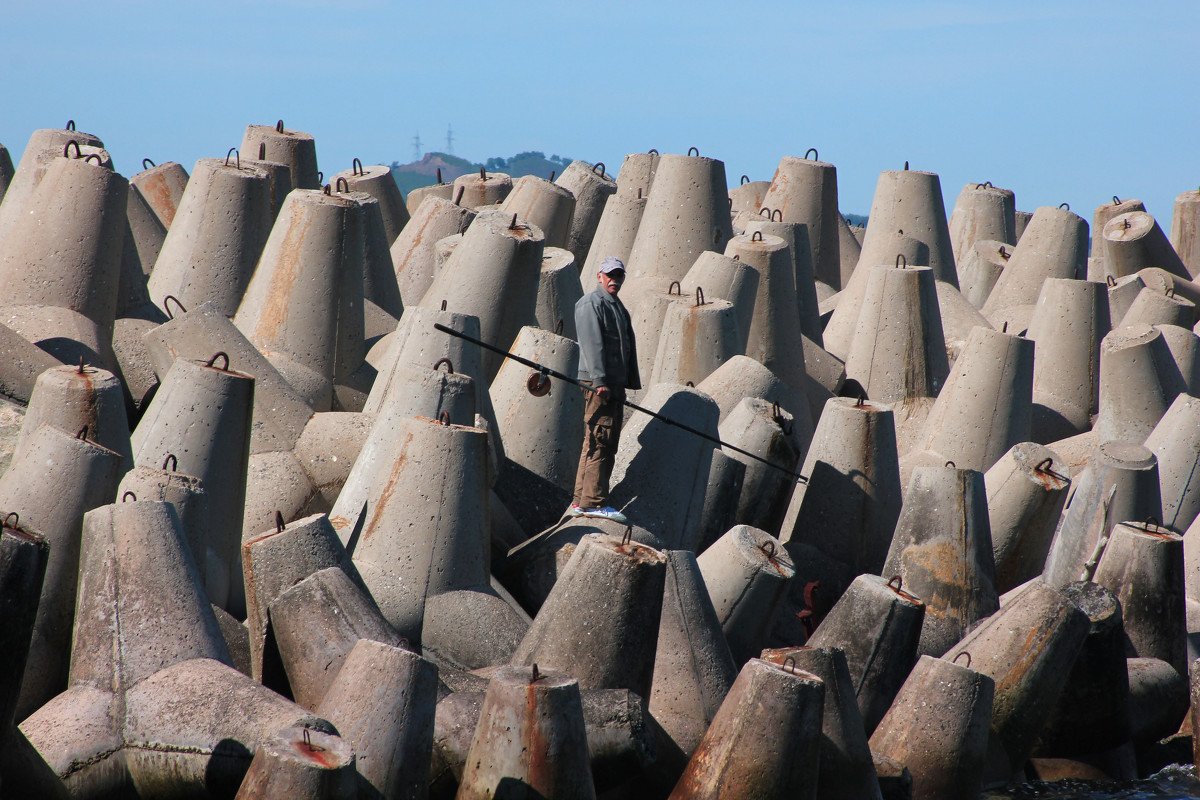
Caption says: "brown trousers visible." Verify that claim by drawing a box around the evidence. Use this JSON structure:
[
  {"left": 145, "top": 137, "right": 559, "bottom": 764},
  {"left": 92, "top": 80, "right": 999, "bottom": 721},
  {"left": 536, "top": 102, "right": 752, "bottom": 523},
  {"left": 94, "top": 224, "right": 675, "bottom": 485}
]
[{"left": 572, "top": 384, "right": 626, "bottom": 508}]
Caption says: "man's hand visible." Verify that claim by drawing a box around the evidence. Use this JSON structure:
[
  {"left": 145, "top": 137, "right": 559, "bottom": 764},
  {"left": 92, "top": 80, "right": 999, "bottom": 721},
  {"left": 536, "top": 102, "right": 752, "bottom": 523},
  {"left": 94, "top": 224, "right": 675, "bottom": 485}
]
[{"left": 595, "top": 385, "right": 611, "bottom": 400}]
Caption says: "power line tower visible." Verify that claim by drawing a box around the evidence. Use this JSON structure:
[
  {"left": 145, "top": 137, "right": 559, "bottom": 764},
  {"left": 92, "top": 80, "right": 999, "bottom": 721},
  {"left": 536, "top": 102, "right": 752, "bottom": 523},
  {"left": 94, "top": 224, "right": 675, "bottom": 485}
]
[
  {"left": 411, "top": 132, "right": 423, "bottom": 162},
  {"left": 445, "top": 124, "right": 455, "bottom": 155}
]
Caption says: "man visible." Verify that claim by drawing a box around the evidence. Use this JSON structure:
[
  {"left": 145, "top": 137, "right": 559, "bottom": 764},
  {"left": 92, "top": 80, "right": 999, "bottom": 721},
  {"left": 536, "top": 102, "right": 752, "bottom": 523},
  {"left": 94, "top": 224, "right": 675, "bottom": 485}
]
[{"left": 569, "top": 256, "right": 640, "bottom": 522}]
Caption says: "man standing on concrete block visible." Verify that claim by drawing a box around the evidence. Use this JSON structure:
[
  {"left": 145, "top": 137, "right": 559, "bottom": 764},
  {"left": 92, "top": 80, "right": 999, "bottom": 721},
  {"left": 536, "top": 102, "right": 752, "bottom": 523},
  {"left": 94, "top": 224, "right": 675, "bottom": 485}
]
[{"left": 570, "top": 257, "right": 640, "bottom": 522}]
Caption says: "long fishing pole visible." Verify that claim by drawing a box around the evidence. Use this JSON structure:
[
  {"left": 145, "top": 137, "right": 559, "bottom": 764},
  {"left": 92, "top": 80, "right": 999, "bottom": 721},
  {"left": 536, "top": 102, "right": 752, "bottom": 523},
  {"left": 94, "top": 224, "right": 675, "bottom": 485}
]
[{"left": 433, "top": 322, "right": 807, "bottom": 484}]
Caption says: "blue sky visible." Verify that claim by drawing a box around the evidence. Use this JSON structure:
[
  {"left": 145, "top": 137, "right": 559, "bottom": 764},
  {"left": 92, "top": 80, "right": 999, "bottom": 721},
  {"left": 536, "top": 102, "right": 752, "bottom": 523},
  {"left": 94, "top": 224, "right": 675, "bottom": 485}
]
[{"left": 2, "top": 1, "right": 1197, "bottom": 222}]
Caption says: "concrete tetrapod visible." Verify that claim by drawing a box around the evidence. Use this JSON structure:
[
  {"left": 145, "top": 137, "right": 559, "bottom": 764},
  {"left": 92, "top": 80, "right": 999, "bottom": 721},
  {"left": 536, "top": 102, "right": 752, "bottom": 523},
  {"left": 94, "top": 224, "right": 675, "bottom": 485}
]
[
  {"left": 391, "top": 196, "right": 475, "bottom": 307},
  {"left": 117, "top": 459, "right": 211, "bottom": 587},
  {"left": 1042, "top": 440, "right": 1162, "bottom": 588},
  {"left": 290, "top": 411, "right": 374, "bottom": 513},
  {"left": 15, "top": 362, "right": 133, "bottom": 472},
  {"left": 457, "top": 665, "right": 595, "bottom": 800},
  {"left": 0, "top": 320, "right": 62, "bottom": 406},
  {"left": 582, "top": 184, "right": 647, "bottom": 277},
  {"left": 1157, "top": 323, "right": 1200, "bottom": 396},
  {"left": 725, "top": 231, "right": 809, "bottom": 398},
  {"left": 695, "top": 353, "right": 806, "bottom": 426},
  {"left": 648, "top": 550, "right": 738, "bottom": 759},
  {"left": 1094, "top": 521, "right": 1187, "bottom": 676},
  {"left": 242, "top": 512, "right": 366, "bottom": 688},
  {"left": 453, "top": 169, "right": 513, "bottom": 209},
  {"left": 680, "top": 251, "right": 760, "bottom": 354},
  {"left": 146, "top": 157, "right": 272, "bottom": 316},
  {"left": 742, "top": 216, "right": 823, "bottom": 344},
  {"left": 697, "top": 525, "right": 795, "bottom": 666},
  {"left": 341, "top": 189, "right": 404, "bottom": 330},
  {"left": 1026, "top": 278, "right": 1111, "bottom": 442},
  {"left": 122, "top": 163, "right": 168, "bottom": 284},
  {"left": 232, "top": 726, "right": 356, "bottom": 800},
  {"left": 536, "top": 247, "right": 584, "bottom": 341},
  {"left": 780, "top": 397, "right": 903, "bottom": 579},
  {"left": 330, "top": 160, "right": 411, "bottom": 244},
  {"left": 627, "top": 282, "right": 691, "bottom": 399},
  {"left": 609, "top": 384, "right": 719, "bottom": 551},
  {"left": 883, "top": 464, "right": 1000, "bottom": 657},
  {"left": 695, "top": 451, "right": 746, "bottom": 555},
  {"left": 717, "top": 398, "right": 807, "bottom": 534},
  {"left": 943, "top": 579, "right": 1091, "bottom": 775},
  {"left": 351, "top": 415, "right": 491, "bottom": 642},
  {"left": 1034, "top": 581, "right": 1133, "bottom": 764},
  {"left": 554, "top": 160, "right": 616, "bottom": 268},
  {"left": 0, "top": 125, "right": 105, "bottom": 247},
  {"left": 933, "top": 279, "right": 994, "bottom": 364},
  {"left": 912, "top": 325, "right": 1033, "bottom": 474},
  {"left": 1088, "top": 197, "right": 1145, "bottom": 281},
  {"left": 668, "top": 657, "right": 823, "bottom": 800},
  {"left": 1118, "top": 285, "right": 1198, "bottom": 329},
  {"left": 948, "top": 181, "right": 1017, "bottom": 265},
  {"left": 806, "top": 574, "right": 925, "bottom": 735},
  {"left": 315, "top": 638, "right": 438, "bottom": 800},
  {"left": 757, "top": 154, "right": 842, "bottom": 290},
  {"left": 624, "top": 153, "right": 733, "bottom": 303},
  {"left": 239, "top": 154, "right": 294, "bottom": 223},
  {"left": 501, "top": 174, "right": 576, "bottom": 250},
  {"left": 1171, "top": 189, "right": 1200, "bottom": 279},
  {"left": 418, "top": 208, "right": 545, "bottom": 381},
  {"left": 143, "top": 300, "right": 314, "bottom": 455},
  {"left": 855, "top": 167, "right": 958, "bottom": 287},
  {"left": 241, "top": 121, "right": 320, "bottom": 189},
  {"left": 986, "top": 442, "right": 1072, "bottom": 594},
  {"left": 270, "top": 567, "right": 406, "bottom": 710},
  {"left": 489, "top": 325, "right": 583, "bottom": 493},
  {"left": 131, "top": 354, "right": 254, "bottom": 614},
  {"left": 728, "top": 178, "right": 768, "bottom": 214},
  {"left": 129, "top": 159, "right": 189, "bottom": 231},
  {"left": 406, "top": 179, "right": 453, "bottom": 216},
  {"left": 1093, "top": 324, "right": 1186, "bottom": 444},
  {"left": 759, "top": 646, "right": 883, "bottom": 800},
  {"left": 981, "top": 205, "right": 1089, "bottom": 326},
  {"left": 837, "top": 214, "right": 863, "bottom": 291},
  {"left": 649, "top": 296, "right": 741, "bottom": 389},
  {"left": 615, "top": 150, "right": 659, "bottom": 199},
  {"left": 868, "top": 654, "right": 994, "bottom": 800},
  {"left": 957, "top": 239, "right": 1012, "bottom": 310},
  {"left": 1146, "top": 394, "right": 1200, "bottom": 533},
  {"left": 0, "top": 424, "right": 122, "bottom": 720},
  {"left": 1103, "top": 210, "right": 1191, "bottom": 282},
  {"left": 512, "top": 533, "right": 667, "bottom": 698},
  {"left": 234, "top": 188, "right": 365, "bottom": 412},
  {"left": 0, "top": 519, "right": 49, "bottom": 745}
]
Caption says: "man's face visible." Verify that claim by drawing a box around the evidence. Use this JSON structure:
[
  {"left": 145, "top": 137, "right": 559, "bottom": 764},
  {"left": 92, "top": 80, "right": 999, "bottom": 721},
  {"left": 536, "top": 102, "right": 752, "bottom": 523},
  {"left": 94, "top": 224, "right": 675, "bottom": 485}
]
[{"left": 599, "top": 269, "right": 624, "bottom": 295}]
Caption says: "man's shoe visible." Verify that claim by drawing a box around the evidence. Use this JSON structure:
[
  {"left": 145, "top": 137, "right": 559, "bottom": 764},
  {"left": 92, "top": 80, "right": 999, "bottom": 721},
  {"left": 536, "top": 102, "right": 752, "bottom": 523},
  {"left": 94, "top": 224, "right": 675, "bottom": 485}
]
[
  {"left": 580, "top": 506, "right": 627, "bottom": 524},
  {"left": 567, "top": 504, "right": 585, "bottom": 517}
]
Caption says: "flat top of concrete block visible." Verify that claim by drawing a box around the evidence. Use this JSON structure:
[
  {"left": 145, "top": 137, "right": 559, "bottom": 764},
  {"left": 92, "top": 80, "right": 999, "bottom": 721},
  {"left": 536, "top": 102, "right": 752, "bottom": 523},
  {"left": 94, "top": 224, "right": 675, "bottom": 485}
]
[
  {"left": 1102, "top": 323, "right": 1158, "bottom": 351},
  {"left": 1095, "top": 439, "right": 1155, "bottom": 469},
  {"left": 488, "top": 664, "right": 576, "bottom": 689},
  {"left": 584, "top": 532, "right": 666, "bottom": 566},
  {"left": 1103, "top": 210, "right": 1156, "bottom": 241},
  {"left": 245, "top": 123, "right": 314, "bottom": 141}
]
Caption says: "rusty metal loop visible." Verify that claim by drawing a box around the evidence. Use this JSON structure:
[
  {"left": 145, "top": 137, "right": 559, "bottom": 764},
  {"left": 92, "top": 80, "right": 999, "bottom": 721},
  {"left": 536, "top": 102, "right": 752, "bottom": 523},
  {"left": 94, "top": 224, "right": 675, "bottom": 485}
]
[
  {"left": 206, "top": 352, "right": 230, "bottom": 371},
  {"left": 3, "top": 512, "right": 17, "bottom": 529},
  {"left": 896, "top": 254, "right": 907, "bottom": 269},
  {"left": 668, "top": 280, "right": 682, "bottom": 296},
  {"left": 782, "top": 656, "right": 797, "bottom": 674},
  {"left": 637, "top": 188, "right": 643, "bottom": 199},
  {"left": 335, "top": 176, "right": 349, "bottom": 193},
  {"left": 685, "top": 381, "right": 695, "bottom": 387},
  {"left": 76, "top": 425, "right": 89, "bottom": 440},
  {"left": 1002, "top": 321, "right": 1009, "bottom": 333},
  {"left": 225, "top": 148, "right": 240, "bottom": 170},
  {"left": 479, "top": 167, "right": 487, "bottom": 181},
  {"left": 856, "top": 391, "right": 868, "bottom": 407},
  {"left": 65, "top": 119, "right": 76, "bottom": 131},
  {"left": 63, "top": 140, "right": 82, "bottom": 159},
  {"left": 77, "top": 356, "right": 86, "bottom": 374},
  {"left": 752, "top": 230, "right": 763, "bottom": 242},
  {"left": 509, "top": 213, "right": 520, "bottom": 230},
  {"left": 441, "top": 299, "right": 448, "bottom": 311},
  {"left": 695, "top": 287, "right": 706, "bottom": 306},
  {"left": 732, "top": 254, "right": 740, "bottom": 261},
  {"left": 888, "top": 575, "right": 903, "bottom": 591},
  {"left": 316, "top": 171, "right": 323, "bottom": 183},
  {"left": 741, "top": 175, "right": 750, "bottom": 185},
  {"left": 945, "top": 460, "right": 956, "bottom": 469},
  {"left": 904, "top": 161, "right": 909, "bottom": 170},
  {"left": 438, "top": 411, "right": 451, "bottom": 426},
  {"left": 436, "top": 167, "right": 443, "bottom": 184},
  {"left": 999, "top": 246, "right": 1009, "bottom": 260},
  {"left": 453, "top": 186, "right": 465, "bottom": 205},
  {"left": 727, "top": 197, "right": 733, "bottom": 209},
  {"left": 83, "top": 153, "right": 102, "bottom": 165},
  {"left": 771, "top": 209, "right": 782, "bottom": 221},
  {"left": 300, "top": 726, "right": 324, "bottom": 753},
  {"left": 162, "top": 294, "right": 187, "bottom": 319},
  {"left": 1122, "top": 218, "right": 1130, "bottom": 230},
  {"left": 592, "top": 162, "right": 605, "bottom": 176},
  {"left": 760, "top": 539, "right": 776, "bottom": 558},
  {"left": 352, "top": 157, "right": 363, "bottom": 176},
  {"left": 1034, "top": 457, "right": 1054, "bottom": 474},
  {"left": 530, "top": 663, "right": 541, "bottom": 683},
  {"left": 163, "top": 454, "right": 178, "bottom": 472},
  {"left": 122, "top": 491, "right": 137, "bottom": 503},
  {"left": 648, "top": 149, "right": 659, "bottom": 156},
  {"left": 1166, "top": 287, "right": 1176, "bottom": 298},
  {"left": 688, "top": 147, "right": 699, "bottom": 157},
  {"left": 432, "top": 357, "right": 454, "bottom": 374},
  {"left": 549, "top": 170, "right": 556, "bottom": 181},
  {"left": 1144, "top": 515, "right": 1160, "bottom": 531},
  {"left": 275, "top": 510, "right": 286, "bottom": 532},
  {"left": 759, "top": 206, "right": 772, "bottom": 218},
  {"left": 804, "top": 148, "right": 819, "bottom": 160},
  {"left": 143, "top": 158, "right": 155, "bottom": 170},
  {"left": 1059, "top": 202, "right": 1070, "bottom": 210},
  {"left": 953, "top": 651, "right": 972, "bottom": 669},
  {"left": 621, "top": 527, "right": 633, "bottom": 547},
  {"left": 977, "top": 181, "right": 993, "bottom": 188},
  {"left": 1113, "top": 195, "right": 1121, "bottom": 205},
  {"left": 275, "top": 120, "right": 285, "bottom": 133},
  {"left": 322, "top": 184, "right": 332, "bottom": 195},
  {"left": 555, "top": 319, "right": 564, "bottom": 335},
  {"left": 1106, "top": 274, "right": 1116, "bottom": 287},
  {"left": 258, "top": 142, "right": 266, "bottom": 160}
]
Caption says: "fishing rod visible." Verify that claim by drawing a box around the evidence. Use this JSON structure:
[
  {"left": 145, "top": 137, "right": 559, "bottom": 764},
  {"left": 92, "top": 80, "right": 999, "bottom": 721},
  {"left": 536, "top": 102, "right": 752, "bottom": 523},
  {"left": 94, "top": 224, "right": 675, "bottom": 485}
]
[{"left": 433, "top": 322, "right": 808, "bottom": 484}]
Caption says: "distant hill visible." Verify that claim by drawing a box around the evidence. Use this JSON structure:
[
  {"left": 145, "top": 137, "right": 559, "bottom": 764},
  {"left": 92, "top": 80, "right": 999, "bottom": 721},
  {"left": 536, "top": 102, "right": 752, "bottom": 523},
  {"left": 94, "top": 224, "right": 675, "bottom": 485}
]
[{"left": 390, "top": 151, "right": 574, "bottom": 196}]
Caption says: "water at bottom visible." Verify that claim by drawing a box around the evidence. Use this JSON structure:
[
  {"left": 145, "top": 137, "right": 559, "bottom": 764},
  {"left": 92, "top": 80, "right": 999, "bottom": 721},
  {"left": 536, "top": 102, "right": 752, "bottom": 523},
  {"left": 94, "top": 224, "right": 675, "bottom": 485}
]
[{"left": 987, "top": 766, "right": 1200, "bottom": 800}]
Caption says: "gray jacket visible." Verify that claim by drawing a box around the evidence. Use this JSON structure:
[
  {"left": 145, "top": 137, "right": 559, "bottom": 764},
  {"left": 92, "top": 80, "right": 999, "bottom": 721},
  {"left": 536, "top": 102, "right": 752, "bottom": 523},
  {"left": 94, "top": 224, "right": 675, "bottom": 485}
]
[{"left": 575, "top": 285, "right": 641, "bottom": 390}]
